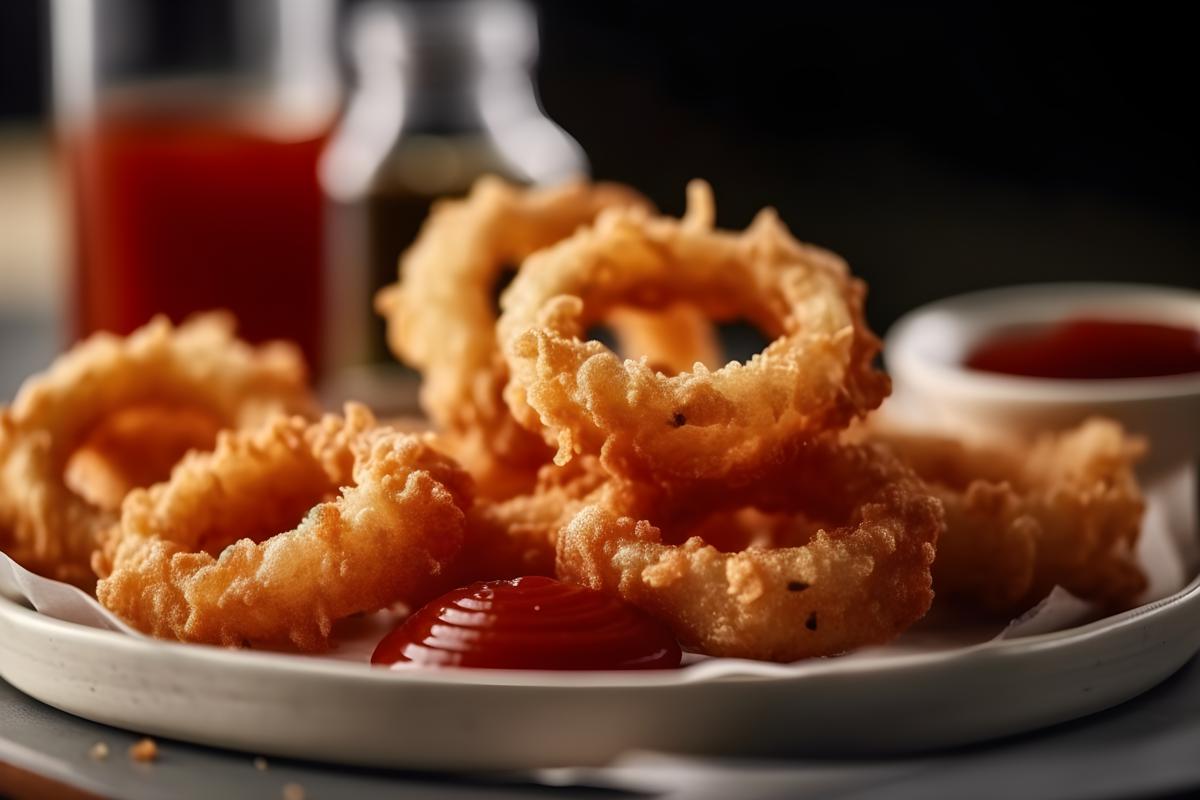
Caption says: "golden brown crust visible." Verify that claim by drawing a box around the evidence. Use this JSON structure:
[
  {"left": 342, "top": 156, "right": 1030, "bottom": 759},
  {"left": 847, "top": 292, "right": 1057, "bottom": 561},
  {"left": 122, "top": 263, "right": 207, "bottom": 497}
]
[
  {"left": 871, "top": 418, "right": 1146, "bottom": 615},
  {"left": 63, "top": 405, "right": 225, "bottom": 511},
  {"left": 374, "top": 177, "right": 720, "bottom": 498},
  {"left": 0, "top": 313, "right": 315, "bottom": 587},
  {"left": 451, "top": 456, "right": 611, "bottom": 583},
  {"left": 96, "top": 405, "right": 472, "bottom": 650},
  {"left": 374, "top": 179, "right": 649, "bottom": 495},
  {"left": 499, "top": 180, "right": 890, "bottom": 486},
  {"left": 556, "top": 438, "right": 942, "bottom": 661}
]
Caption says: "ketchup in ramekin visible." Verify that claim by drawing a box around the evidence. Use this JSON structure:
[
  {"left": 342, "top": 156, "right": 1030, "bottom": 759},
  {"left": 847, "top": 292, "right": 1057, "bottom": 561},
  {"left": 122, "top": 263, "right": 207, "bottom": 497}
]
[
  {"left": 965, "top": 318, "right": 1200, "bottom": 380},
  {"left": 372, "top": 576, "right": 682, "bottom": 670},
  {"left": 884, "top": 284, "right": 1200, "bottom": 481}
]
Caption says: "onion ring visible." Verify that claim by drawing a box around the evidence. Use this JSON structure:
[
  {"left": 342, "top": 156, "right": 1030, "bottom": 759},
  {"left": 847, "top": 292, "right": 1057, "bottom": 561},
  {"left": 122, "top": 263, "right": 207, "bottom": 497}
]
[
  {"left": 0, "top": 313, "right": 315, "bottom": 587},
  {"left": 556, "top": 437, "right": 941, "bottom": 661},
  {"left": 374, "top": 177, "right": 720, "bottom": 497},
  {"left": 870, "top": 417, "right": 1146, "bottom": 614},
  {"left": 96, "top": 405, "right": 472, "bottom": 650},
  {"left": 499, "top": 180, "right": 890, "bottom": 485}
]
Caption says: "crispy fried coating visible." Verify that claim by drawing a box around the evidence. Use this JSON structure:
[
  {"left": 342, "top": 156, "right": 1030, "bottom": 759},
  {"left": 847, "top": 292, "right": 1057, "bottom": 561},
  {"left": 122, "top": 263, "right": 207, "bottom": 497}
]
[
  {"left": 0, "top": 170, "right": 1153, "bottom": 667},
  {"left": 374, "top": 177, "right": 719, "bottom": 498},
  {"left": 96, "top": 405, "right": 472, "bottom": 650},
  {"left": 872, "top": 418, "right": 1146, "bottom": 615},
  {"left": 499, "top": 181, "right": 890, "bottom": 486},
  {"left": 451, "top": 456, "right": 610, "bottom": 582},
  {"left": 0, "top": 314, "right": 314, "bottom": 587},
  {"left": 557, "top": 438, "right": 942, "bottom": 661},
  {"left": 64, "top": 405, "right": 225, "bottom": 511}
]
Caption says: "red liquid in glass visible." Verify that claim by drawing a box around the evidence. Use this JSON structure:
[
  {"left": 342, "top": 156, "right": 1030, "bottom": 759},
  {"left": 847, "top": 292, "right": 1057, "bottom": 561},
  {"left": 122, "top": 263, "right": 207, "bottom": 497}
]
[
  {"left": 67, "top": 111, "right": 329, "bottom": 373},
  {"left": 964, "top": 318, "right": 1200, "bottom": 380}
]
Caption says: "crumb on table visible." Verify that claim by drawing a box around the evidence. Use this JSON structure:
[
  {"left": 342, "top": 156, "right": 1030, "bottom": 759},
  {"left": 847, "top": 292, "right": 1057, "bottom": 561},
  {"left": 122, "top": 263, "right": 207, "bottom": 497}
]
[{"left": 128, "top": 738, "right": 158, "bottom": 763}]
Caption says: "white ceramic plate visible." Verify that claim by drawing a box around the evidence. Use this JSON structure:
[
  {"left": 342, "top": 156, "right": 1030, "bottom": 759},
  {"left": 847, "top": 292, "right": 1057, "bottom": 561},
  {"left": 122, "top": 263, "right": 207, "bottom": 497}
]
[
  {"left": 2, "top": 466, "right": 1197, "bottom": 771},
  {"left": 1, "top": 569, "right": 1199, "bottom": 771}
]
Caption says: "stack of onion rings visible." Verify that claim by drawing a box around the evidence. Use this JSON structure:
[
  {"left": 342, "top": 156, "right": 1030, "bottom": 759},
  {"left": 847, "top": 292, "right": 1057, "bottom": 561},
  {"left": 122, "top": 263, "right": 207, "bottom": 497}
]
[
  {"left": 0, "top": 176, "right": 1149, "bottom": 665},
  {"left": 556, "top": 436, "right": 941, "bottom": 661},
  {"left": 498, "top": 180, "right": 890, "bottom": 486},
  {"left": 497, "top": 182, "right": 941, "bottom": 660},
  {"left": 375, "top": 177, "right": 720, "bottom": 498}
]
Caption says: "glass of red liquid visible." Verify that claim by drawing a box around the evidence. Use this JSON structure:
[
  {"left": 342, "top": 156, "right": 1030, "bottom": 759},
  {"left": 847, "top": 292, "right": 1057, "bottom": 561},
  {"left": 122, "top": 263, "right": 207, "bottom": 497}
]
[{"left": 51, "top": 0, "right": 339, "bottom": 374}]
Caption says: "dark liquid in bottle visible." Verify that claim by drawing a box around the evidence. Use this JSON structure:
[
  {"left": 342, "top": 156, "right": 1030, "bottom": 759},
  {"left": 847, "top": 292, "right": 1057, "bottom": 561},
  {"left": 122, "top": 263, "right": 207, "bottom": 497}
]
[
  {"left": 325, "top": 189, "right": 434, "bottom": 380},
  {"left": 324, "top": 138, "right": 525, "bottom": 378},
  {"left": 347, "top": 188, "right": 445, "bottom": 365}
]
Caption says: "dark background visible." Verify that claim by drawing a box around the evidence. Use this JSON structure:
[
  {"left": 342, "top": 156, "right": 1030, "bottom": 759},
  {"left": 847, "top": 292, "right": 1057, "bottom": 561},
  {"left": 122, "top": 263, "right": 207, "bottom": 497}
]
[{"left": 2, "top": 1, "right": 1196, "bottom": 333}]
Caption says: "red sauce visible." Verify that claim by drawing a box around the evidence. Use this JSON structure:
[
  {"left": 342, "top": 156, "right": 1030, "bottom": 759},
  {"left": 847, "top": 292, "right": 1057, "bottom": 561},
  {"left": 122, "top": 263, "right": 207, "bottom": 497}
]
[
  {"left": 66, "top": 110, "right": 330, "bottom": 373},
  {"left": 964, "top": 318, "right": 1200, "bottom": 380},
  {"left": 371, "top": 576, "right": 682, "bottom": 670}
]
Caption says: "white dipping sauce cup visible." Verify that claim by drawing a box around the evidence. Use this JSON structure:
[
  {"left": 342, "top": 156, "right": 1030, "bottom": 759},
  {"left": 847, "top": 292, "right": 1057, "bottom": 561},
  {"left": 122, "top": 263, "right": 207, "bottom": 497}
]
[{"left": 884, "top": 283, "right": 1200, "bottom": 480}]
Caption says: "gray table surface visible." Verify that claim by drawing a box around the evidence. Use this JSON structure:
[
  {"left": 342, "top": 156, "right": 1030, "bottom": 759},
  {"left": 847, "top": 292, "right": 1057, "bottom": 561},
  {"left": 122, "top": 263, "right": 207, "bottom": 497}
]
[
  {"left": 0, "top": 677, "right": 618, "bottom": 800},
  {"left": 4, "top": 658, "right": 1200, "bottom": 800},
  {"left": 4, "top": 315, "right": 1200, "bottom": 799}
]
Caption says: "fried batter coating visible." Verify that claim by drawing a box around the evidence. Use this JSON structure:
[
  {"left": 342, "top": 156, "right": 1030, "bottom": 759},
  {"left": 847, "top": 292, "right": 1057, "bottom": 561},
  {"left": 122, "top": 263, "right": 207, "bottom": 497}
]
[
  {"left": 0, "top": 314, "right": 314, "bottom": 587},
  {"left": 374, "top": 177, "right": 719, "bottom": 498},
  {"left": 557, "top": 438, "right": 942, "bottom": 661},
  {"left": 96, "top": 405, "right": 472, "bottom": 650},
  {"left": 64, "top": 405, "right": 225, "bottom": 511},
  {"left": 872, "top": 418, "right": 1146, "bottom": 615},
  {"left": 499, "top": 180, "right": 890, "bottom": 487},
  {"left": 451, "top": 456, "right": 610, "bottom": 582}
]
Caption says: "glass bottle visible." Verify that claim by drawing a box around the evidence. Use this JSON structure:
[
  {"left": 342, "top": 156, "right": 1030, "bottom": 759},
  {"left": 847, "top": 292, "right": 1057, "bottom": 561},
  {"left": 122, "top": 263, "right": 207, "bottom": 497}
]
[{"left": 319, "top": 0, "right": 588, "bottom": 409}]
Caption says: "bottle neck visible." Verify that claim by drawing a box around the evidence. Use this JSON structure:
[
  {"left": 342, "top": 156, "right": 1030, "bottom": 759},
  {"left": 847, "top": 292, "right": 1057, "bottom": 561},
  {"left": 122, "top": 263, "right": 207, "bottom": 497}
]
[
  {"left": 321, "top": 56, "right": 585, "bottom": 201},
  {"left": 365, "top": 58, "right": 553, "bottom": 140},
  {"left": 398, "top": 73, "right": 511, "bottom": 134}
]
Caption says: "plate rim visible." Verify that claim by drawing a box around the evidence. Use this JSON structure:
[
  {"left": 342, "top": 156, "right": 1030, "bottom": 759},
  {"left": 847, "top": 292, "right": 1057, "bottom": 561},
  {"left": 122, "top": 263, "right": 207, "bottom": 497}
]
[{"left": 5, "top": 568, "right": 1200, "bottom": 690}]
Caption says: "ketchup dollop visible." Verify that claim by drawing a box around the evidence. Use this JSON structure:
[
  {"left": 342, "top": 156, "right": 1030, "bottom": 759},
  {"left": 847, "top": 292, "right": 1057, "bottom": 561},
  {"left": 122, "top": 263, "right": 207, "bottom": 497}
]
[
  {"left": 371, "top": 576, "right": 682, "bottom": 670},
  {"left": 964, "top": 318, "right": 1200, "bottom": 380}
]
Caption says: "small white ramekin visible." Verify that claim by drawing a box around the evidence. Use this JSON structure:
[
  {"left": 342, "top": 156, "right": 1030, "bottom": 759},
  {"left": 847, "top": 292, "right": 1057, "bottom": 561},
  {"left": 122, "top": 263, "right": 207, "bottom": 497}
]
[{"left": 884, "top": 283, "right": 1200, "bottom": 479}]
